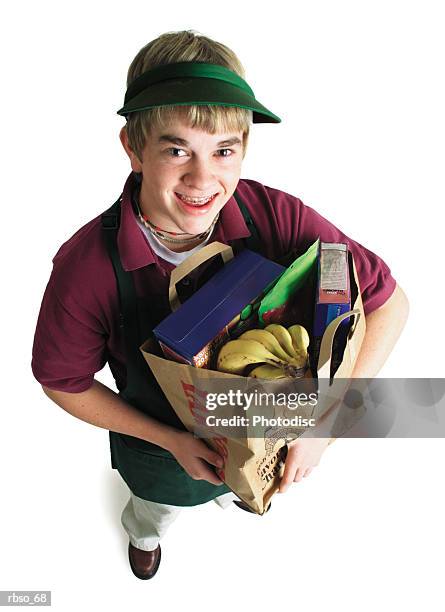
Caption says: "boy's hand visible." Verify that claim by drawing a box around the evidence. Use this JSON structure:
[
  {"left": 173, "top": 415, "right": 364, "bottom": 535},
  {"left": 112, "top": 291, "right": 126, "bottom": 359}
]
[
  {"left": 169, "top": 431, "right": 225, "bottom": 486},
  {"left": 279, "top": 437, "right": 331, "bottom": 493}
]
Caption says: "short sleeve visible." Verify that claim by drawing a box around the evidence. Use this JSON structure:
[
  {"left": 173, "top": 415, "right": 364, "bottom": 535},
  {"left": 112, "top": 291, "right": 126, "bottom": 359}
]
[
  {"left": 265, "top": 185, "right": 397, "bottom": 315},
  {"left": 31, "top": 277, "right": 108, "bottom": 393}
]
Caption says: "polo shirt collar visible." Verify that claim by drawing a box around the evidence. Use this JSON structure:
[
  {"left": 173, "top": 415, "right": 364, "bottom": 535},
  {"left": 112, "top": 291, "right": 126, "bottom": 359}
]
[{"left": 118, "top": 172, "right": 251, "bottom": 272}]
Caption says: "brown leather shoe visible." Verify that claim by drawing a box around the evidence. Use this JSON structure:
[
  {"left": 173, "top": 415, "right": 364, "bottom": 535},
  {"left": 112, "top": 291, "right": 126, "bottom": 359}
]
[
  {"left": 233, "top": 500, "right": 271, "bottom": 514},
  {"left": 128, "top": 542, "right": 161, "bottom": 580}
]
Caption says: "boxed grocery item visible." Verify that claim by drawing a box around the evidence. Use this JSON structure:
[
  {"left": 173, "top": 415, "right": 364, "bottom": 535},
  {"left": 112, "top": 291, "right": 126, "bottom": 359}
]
[
  {"left": 313, "top": 242, "right": 351, "bottom": 335},
  {"left": 153, "top": 246, "right": 285, "bottom": 368},
  {"left": 310, "top": 242, "right": 352, "bottom": 377}
]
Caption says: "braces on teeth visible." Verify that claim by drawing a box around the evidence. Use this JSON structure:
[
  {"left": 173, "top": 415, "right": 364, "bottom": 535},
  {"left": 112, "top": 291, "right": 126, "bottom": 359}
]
[{"left": 177, "top": 193, "right": 216, "bottom": 204}]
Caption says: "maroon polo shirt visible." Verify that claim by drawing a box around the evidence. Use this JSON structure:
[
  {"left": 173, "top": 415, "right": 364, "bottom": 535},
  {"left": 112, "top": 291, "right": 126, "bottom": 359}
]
[{"left": 31, "top": 172, "right": 396, "bottom": 393}]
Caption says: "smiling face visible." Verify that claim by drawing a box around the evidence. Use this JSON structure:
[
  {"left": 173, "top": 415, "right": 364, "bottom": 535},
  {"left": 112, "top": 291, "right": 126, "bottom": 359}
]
[{"left": 120, "top": 112, "right": 245, "bottom": 238}]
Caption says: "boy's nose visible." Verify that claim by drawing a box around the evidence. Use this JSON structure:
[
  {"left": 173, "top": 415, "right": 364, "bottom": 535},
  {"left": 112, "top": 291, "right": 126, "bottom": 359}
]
[{"left": 182, "top": 160, "right": 217, "bottom": 193}]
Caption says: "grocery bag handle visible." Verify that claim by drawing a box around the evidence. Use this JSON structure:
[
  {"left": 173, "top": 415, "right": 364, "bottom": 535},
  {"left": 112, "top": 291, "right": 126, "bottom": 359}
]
[
  {"left": 317, "top": 309, "right": 361, "bottom": 379},
  {"left": 169, "top": 241, "right": 234, "bottom": 311}
]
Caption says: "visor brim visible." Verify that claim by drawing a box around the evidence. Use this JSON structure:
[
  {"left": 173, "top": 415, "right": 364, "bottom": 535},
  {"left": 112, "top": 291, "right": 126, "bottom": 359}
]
[{"left": 117, "top": 77, "right": 281, "bottom": 124}]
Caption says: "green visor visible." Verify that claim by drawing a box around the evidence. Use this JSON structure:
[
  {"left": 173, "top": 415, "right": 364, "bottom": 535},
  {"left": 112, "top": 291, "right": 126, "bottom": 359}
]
[{"left": 117, "top": 62, "right": 281, "bottom": 124}]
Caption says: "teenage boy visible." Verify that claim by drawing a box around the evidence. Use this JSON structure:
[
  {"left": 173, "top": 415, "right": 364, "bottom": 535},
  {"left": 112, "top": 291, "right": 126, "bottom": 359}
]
[{"left": 31, "top": 30, "right": 409, "bottom": 580}]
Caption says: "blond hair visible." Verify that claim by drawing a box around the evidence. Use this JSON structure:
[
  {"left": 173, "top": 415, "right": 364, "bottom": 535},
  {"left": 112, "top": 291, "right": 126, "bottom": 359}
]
[{"left": 124, "top": 30, "right": 252, "bottom": 160}]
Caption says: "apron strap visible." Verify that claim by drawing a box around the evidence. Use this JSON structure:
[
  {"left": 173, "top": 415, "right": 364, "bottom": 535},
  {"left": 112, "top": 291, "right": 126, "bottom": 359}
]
[
  {"left": 101, "top": 197, "right": 143, "bottom": 396},
  {"left": 233, "top": 190, "right": 262, "bottom": 252}
]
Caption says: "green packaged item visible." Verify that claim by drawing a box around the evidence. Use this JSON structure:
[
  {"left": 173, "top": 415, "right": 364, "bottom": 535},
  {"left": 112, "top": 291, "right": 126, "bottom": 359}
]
[{"left": 258, "top": 239, "right": 320, "bottom": 326}]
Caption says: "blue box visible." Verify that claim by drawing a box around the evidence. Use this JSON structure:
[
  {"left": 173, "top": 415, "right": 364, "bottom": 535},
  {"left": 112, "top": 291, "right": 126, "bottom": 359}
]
[{"left": 153, "top": 249, "right": 285, "bottom": 368}]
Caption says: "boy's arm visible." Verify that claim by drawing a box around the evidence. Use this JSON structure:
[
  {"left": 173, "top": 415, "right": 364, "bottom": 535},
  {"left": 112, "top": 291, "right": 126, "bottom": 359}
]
[
  {"left": 279, "top": 283, "right": 409, "bottom": 493},
  {"left": 42, "top": 380, "right": 224, "bottom": 485},
  {"left": 350, "top": 283, "right": 409, "bottom": 378}
]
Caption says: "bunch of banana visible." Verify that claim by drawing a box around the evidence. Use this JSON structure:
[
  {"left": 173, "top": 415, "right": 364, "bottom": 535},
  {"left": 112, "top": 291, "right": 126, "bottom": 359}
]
[
  {"left": 216, "top": 324, "right": 310, "bottom": 378},
  {"left": 266, "top": 324, "right": 310, "bottom": 358}
]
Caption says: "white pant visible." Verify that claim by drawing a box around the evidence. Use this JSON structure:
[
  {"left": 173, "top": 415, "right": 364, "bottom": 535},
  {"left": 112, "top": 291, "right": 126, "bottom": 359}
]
[{"left": 121, "top": 491, "right": 239, "bottom": 551}]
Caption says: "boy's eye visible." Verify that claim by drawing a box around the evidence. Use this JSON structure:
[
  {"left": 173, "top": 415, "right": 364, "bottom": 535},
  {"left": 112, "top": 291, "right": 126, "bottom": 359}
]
[
  {"left": 217, "top": 148, "right": 233, "bottom": 157},
  {"left": 167, "top": 148, "right": 187, "bottom": 157}
]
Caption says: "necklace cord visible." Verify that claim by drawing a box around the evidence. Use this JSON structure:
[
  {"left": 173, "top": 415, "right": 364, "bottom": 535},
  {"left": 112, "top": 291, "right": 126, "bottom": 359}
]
[{"left": 133, "top": 189, "right": 219, "bottom": 245}]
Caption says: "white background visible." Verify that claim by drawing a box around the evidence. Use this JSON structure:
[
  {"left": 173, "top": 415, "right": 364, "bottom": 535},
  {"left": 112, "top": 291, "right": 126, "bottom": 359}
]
[{"left": 1, "top": 1, "right": 444, "bottom": 610}]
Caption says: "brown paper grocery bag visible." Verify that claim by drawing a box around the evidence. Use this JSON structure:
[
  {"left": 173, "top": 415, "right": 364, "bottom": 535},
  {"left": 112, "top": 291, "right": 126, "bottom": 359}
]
[{"left": 140, "top": 245, "right": 366, "bottom": 515}]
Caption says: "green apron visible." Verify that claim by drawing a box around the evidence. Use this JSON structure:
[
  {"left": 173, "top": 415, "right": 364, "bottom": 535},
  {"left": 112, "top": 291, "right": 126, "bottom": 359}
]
[{"left": 101, "top": 188, "right": 262, "bottom": 506}]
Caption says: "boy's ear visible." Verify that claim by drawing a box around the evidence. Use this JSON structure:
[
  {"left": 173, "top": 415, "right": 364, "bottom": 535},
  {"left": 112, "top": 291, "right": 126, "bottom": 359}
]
[{"left": 119, "top": 126, "right": 143, "bottom": 173}]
